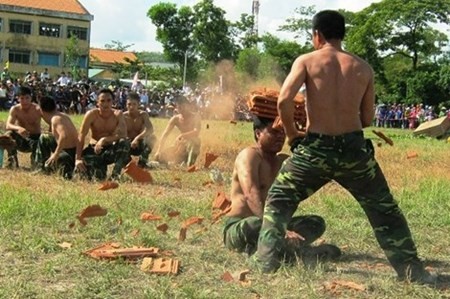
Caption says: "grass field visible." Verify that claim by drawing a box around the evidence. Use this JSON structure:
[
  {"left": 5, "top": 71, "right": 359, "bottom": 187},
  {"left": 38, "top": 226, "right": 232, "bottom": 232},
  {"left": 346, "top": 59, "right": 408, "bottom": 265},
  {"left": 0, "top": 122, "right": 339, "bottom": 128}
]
[{"left": 0, "top": 111, "right": 449, "bottom": 298}]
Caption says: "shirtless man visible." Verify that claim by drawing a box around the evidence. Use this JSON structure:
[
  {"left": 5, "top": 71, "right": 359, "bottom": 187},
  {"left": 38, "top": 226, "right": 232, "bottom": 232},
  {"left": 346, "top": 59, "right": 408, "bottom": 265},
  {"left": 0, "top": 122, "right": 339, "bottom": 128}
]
[
  {"left": 75, "top": 88, "right": 130, "bottom": 181},
  {"left": 224, "top": 116, "right": 327, "bottom": 257},
  {"left": 252, "top": 10, "right": 435, "bottom": 284},
  {"left": 124, "top": 92, "right": 156, "bottom": 168},
  {"left": 35, "top": 96, "right": 78, "bottom": 179},
  {"left": 4, "top": 86, "right": 41, "bottom": 168},
  {"left": 154, "top": 95, "right": 201, "bottom": 167}
]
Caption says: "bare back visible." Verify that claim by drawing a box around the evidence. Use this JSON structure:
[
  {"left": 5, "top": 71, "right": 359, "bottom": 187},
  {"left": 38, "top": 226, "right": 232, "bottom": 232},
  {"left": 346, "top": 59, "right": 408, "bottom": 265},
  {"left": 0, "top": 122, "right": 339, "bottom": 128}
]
[
  {"left": 51, "top": 113, "right": 78, "bottom": 149},
  {"left": 280, "top": 45, "right": 375, "bottom": 137},
  {"left": 304, "top": 47, "right": 374, "bottom": 134}
]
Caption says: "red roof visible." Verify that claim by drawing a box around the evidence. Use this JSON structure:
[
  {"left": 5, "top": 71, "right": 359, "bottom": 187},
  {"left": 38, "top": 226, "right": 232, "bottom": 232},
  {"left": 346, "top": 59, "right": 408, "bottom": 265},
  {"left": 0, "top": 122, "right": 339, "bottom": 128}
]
[
  {"left": 90, "top": 48, "right": 137, "bottom": 65},
  {"left": 0, "top": 0, "right": 90, "bottom": 15}
]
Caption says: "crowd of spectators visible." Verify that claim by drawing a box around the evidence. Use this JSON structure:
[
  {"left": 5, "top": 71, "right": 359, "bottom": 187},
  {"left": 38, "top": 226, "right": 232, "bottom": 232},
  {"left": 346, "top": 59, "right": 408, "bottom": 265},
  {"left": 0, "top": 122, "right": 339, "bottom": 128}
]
[
  {"left": 1, "top": 67, "right": 448, "bottom": 129},
  {"left": 374, "top": 103, "right": 450, "bottom": 130}
]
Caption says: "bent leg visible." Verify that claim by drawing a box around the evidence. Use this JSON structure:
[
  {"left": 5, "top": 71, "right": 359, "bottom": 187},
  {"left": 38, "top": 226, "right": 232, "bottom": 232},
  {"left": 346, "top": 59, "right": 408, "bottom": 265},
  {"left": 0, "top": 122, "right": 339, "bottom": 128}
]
[
  {"left": 35, "top": 133, "right": 56, "bottom": 170},
  {"left": 223, "top": 216, "right": 262, "bottom": 255},
  {"left": 253, "top": 152, "right": 330, "bottom": 273}
]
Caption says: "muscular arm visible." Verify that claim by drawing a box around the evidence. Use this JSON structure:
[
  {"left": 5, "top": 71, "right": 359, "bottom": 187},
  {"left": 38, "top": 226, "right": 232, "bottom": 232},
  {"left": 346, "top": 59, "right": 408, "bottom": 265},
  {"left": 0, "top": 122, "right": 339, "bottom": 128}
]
[
  {"left": 236, "top": 149, "right": 265, "bottom": 218},
  {"left": 51, "top": 117, "right": 66, "bottom": 157},
  {"left": 76, "top": 111, "right": 94, "bottom": 160},
  {"left": 278, "top": 56, "right": 307, "bottom": 144},
  {"left": 360, "top": 67, "right": 375, "bottom": 128},
  {"left": 5, "top": 107, "right": 24, "bottom": 132},
  {"left": 133, "top": 112, "right": 152, "bottom": 141}
]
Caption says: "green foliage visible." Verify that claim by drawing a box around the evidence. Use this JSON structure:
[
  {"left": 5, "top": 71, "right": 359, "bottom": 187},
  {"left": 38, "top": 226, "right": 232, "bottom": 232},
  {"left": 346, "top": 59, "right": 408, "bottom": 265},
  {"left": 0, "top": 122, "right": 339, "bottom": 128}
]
[
  {"left": 235, "top": 47, "right": 261, "bottom": 79},
  {"left": 64, "top": 35, "right": 82, "bottom": 81},
  {"left": 104, "top": 40, "right": 134, "bottom": 51},
  {"left": 261, "top": 33, "right": 311, "bottom": 77},
  {"left": 192, "top": 0, "right": 235, "bottom": 62}
]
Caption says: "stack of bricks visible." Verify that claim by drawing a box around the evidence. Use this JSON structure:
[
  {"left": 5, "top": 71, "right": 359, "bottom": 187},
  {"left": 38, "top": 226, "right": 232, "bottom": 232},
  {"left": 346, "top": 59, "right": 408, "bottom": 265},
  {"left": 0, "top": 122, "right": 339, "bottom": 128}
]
[{"left": 247, "top": 87, "right": 307, "bottom": 127}]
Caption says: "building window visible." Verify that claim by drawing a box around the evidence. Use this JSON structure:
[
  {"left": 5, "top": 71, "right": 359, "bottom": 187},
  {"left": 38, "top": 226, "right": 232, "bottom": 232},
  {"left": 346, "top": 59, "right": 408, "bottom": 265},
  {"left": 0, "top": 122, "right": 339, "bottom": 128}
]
[
  {"left": 9, "top": 50, "right": 31, "bottom": 64},
  {"left": 38, "top": 52, "right": 60, "bottom": 66},
  {"left": 78, "top": 55, "right": 88, "bottom": 68},
  {"left": 0, "top": 18, "right": 3, "bottom": 33},
  {"left": 39, "top": 23, "right": 61, "bottom": 37},
  {"left": 9, "top": 20, "right": 32, "bottom": 35},
  {"left": 67, "top": 26, "right": 88, "bottom": 40}
]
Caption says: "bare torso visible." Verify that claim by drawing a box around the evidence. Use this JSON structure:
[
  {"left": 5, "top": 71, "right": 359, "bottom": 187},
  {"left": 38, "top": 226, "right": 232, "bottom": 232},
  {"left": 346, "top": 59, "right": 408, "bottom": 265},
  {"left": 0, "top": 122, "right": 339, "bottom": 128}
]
[
  {"left": 227, "top": 147, "right": 288, "bottom": 218},
  {"left": 124, "top": 110, "right": 146, "bottom": 140},
  {"left": 175, "top": 113, "right": 200, "bottom": 135},
  {"left": 303, "top": 47, "right": 373, "bottom": 135},
  {"left": 9, "top": 103, "right": 41, "bottom": 135},
  {"left": 89, "top": 108, "right": 121, "bottom": 143}
]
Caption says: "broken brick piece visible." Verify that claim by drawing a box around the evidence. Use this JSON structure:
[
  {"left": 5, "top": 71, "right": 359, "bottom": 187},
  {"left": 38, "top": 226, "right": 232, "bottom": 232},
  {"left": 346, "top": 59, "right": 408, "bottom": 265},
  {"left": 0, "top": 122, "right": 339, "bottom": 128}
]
[
  {"left": 222, "top": 271, "right": 234, "bottom": 282},
  {"left": 156, "top": 223, "right": 169, "bottom": 233},
  {"left": 238, "top": 269, "right": 250, "bottom": 281},
  {"left": 141, "top": 257, "right": 180, "bottom": 275},
  {"left": 182, "top": 216, "right": 204, "bottom": 228},
  {"left": 178, "top": 227, "right": 187, "bottom": 242},
  {"left": 124, "top": 160, "right": 153, "bottom": 183},
  {"left": 167, "top": 210, "right": 180, "bottom": 218},
  {"left": 77, "top": 204, "right": 108, "bottom": 225},
  {"left": 84, "top": 243, "right": 159, "bottom": 260},
  {"left": 140, "top": 212, "right": 162, "bottom": 222},
  {"left": 204, "top": 152, "right": 219, "bottom": 169},
  {"left": 372, "top": 130, "right": 394, "bottom": 146},
  {"left": 212, "top": 191, "right": 231, "bottom": 211},
  {"left": 211, "top": 206, "right": 232, "bottom": 224},
  {"left": 187, "top": 165, "right": 197, "bottom": 172},
  {"left": 407, "top": 151, "right": 418, "bottom": 159},
  {"left": 98, "top": 181, "right": 119, "bottom": 191}
]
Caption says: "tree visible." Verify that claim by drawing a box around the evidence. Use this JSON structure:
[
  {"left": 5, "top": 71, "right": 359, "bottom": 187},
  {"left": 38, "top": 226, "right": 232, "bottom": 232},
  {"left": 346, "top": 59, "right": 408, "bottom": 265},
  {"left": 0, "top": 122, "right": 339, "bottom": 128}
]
[
  {"left": 235, "top": 47, "right": 261, "bottom": 79},
  {"left": 230, "top": 13, "right": 259, "bottom": 51},
  {"left": 148, "top": 2, "right": 196, "bottom": 80},
  {"left": 192, "top": 0, "right": 235, "bottom": 62},
  {"left": 64, "top": 35, "right": 83, "bottom": 81},
  {"left": 104, "top": 40, "right": 134, "bottom": 51},
  {"left": 278, "top": 6, "right": 317, "bottom": 42},
  {"left": 349, "top": 0, "right": 450, "bottom": 71},
  {"left": 261, "top": 33, "right": 310, "bottom": 78}
]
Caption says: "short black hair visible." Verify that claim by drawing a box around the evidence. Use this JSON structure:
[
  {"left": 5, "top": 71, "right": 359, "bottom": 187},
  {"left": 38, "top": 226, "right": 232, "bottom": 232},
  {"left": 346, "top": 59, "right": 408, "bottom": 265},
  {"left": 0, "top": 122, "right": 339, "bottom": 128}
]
[
  {"left": 97, "top": 88, "right": 115, "bottom": 100},
  {"left": 17, "top": 86, "right": 32, "bottom": 97},
  {"left": 127, "top": 91, "right": 140, "bottom": 102},
  {"left": 39, "top": 96, "right": 57, "bottom": 113},
  {"left": 312, "top": 10, "right": 345, "bottom": 41},
  {"left": 252, "top": 115, "right": 273, "bottom": 141}
]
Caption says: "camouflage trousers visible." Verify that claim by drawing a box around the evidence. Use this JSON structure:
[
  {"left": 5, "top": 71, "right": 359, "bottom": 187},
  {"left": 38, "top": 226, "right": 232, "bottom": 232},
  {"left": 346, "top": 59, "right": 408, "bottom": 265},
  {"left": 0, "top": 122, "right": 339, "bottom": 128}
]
[
  {"left": 35, "top": 133, "right": 76, "bottom": 179},
  {"left": 129, "top": 136, "right": 155, "bottom": 167},
  {"left": 81, "top": 138, "right": 130, "bottom": 180},
  {"left": 5, "top": 130, "right": 40, "bottom": 168},
  {"left": 223, "top": 215, "right": 325, "bottom": 256},
  {"left": 252, "top": 131, "right": 423, "bottom": 278}
]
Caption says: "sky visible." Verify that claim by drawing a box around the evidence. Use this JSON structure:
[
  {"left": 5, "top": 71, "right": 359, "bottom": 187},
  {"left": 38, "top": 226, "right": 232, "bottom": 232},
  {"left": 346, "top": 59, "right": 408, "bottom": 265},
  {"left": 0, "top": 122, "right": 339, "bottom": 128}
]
[{"left": 77, "top": 0, "right": 384, "bottom": 52}]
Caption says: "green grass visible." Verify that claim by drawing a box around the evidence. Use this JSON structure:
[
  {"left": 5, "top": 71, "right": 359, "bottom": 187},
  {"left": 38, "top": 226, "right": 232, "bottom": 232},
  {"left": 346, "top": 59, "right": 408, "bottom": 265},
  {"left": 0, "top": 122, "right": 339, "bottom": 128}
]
[{"left": 0, "top": 111, "right": 450, "bottom": 298}]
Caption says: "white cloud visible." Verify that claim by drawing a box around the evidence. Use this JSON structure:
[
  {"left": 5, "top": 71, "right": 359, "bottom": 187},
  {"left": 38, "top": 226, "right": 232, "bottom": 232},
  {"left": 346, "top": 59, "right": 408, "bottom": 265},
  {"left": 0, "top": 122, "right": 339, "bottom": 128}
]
[{"left": 78, "top": 0, "right": 384, "bottom": 52}]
